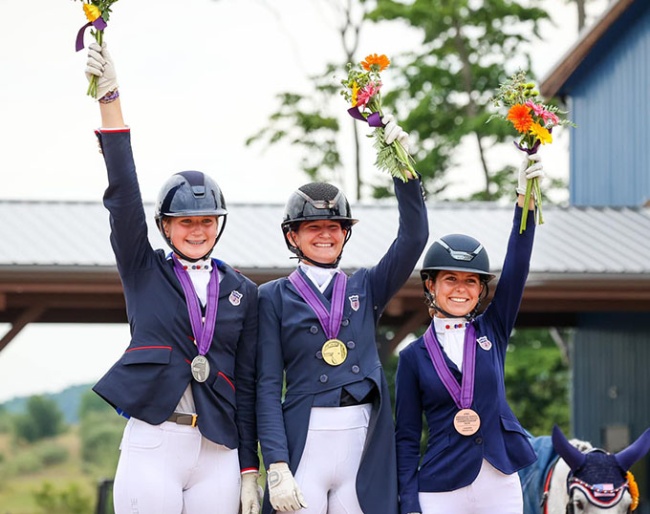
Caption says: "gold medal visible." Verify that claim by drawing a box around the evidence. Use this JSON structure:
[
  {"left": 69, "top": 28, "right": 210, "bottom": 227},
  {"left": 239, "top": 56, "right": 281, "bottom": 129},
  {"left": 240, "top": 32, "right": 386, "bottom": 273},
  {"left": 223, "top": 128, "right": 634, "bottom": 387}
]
[
  {"left": 321, "top": 339, "right": 347, "bottom": 366},
  {"left": 453, "top": 408, "right": 481, "bottom": 436}
]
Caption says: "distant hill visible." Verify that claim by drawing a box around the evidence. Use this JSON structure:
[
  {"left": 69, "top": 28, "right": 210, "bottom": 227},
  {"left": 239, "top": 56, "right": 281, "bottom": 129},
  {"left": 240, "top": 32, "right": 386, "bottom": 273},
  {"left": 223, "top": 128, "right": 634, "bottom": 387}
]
[{"left": 1, "top": 383, "right": 94, "bottom": 425}]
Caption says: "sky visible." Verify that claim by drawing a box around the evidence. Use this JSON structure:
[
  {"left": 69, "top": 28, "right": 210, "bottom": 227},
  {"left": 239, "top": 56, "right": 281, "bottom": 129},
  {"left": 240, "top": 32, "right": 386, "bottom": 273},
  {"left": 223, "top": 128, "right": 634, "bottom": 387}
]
[{"left": 0, "top": 0, "right": 608, "bottom": 403}]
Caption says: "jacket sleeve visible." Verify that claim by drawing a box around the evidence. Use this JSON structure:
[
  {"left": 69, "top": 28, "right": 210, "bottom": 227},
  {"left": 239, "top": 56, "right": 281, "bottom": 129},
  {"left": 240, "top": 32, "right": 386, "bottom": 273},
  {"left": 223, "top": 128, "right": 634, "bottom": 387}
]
[
  {"left": 395, "top": 345, "right": 424, "bottom": 514},
  {"left": 97, "top": 129, "right": 153, "bottom": 274},
  {"left": 256, "top": 283, "right": 291, "bottom": 466},
  {"left": 367, "top": 176, "right": 429, "bottom": 315},
  {"left": 235, "top": 278, "right": 260, "bottom": 471},
  {"left": 483, "top": 204, "right": 536, "bottom": 354}
]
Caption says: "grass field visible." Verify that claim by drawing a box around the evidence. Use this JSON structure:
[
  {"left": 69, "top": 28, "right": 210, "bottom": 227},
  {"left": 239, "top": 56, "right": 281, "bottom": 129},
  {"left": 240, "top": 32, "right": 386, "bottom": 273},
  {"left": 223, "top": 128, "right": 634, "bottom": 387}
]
[{"left": 0, "top": 428, "right": 108, "bottom": 514}]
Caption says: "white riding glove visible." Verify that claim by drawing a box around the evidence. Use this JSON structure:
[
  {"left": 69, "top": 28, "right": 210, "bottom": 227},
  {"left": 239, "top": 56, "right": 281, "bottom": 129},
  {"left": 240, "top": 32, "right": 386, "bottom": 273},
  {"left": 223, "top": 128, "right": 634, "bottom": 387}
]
[
  {"left": 516, "top": 153, "right": 544, "bottom": 196},
  {"left": 85, "top": 42, "right": 119, "bottom": 100},
  {"left": 267, "top": 462, "right": 308, "bottom": 512},
  {"left": 382, "top": 113, "right": 410, "bottom": 153},
  {"left": 240, "top": 473, "right": 261, "bottom": 514}
]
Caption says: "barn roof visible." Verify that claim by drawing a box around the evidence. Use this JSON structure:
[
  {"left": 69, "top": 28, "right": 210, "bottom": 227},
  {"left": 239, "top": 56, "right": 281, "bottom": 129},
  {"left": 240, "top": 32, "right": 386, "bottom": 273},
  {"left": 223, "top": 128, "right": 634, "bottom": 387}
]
[{"left": 1, "top": 199, "right": 649, "bottom": 351}]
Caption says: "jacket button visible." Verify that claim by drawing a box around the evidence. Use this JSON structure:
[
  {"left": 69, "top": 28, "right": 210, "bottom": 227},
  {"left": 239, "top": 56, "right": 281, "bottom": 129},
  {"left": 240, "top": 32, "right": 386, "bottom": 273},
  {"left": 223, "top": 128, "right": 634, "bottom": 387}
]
[
  {"left": 309, "top": 326, "right": 319, "bottom": 334},
  {"left": 351, "top": 365, "right": 360, "bottom": 374},
  {"left": 475, "top": 437, "right": 483, "bottom": 445},
  {"left": 319, "top": 374, "right": 328, "bottom": 383},
  {"left": 342, "top": 319, "right": 350, "bottom": 326},
  {"left": 346, "top": 341, "right": 356, "bottom": 349},
  {"left": 316, "top": 351, "right": 323, "bottom": 359}
]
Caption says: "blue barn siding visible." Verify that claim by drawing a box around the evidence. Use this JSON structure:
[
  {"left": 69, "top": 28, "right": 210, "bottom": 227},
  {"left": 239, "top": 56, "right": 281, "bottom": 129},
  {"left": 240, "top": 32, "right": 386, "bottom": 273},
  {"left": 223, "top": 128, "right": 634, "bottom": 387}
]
[
  {"left": 568, "top": 4, "right": 650, "bottom": 207},
  {"left": 572, "top": 313, "right": 650, "bottom": 514}
]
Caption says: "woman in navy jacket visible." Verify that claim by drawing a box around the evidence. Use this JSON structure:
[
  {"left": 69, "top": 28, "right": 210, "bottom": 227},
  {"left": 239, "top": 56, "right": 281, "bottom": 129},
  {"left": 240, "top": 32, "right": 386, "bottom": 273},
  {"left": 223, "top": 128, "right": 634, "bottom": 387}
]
[
  {"left": 256, "top": 117, "right": 428, "bottom": 514},
  {"left": 85, "top": 43, "right": 259, "bottom": 514},
  {"left": 395, "top": 154, "right": 545, "bottom": 514}
]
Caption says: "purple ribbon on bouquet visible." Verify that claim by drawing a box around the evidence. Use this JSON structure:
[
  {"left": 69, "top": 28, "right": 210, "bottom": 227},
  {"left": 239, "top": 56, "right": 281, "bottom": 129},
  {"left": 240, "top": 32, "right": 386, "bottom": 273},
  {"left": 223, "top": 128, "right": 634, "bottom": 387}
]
[
  {"left": 347, "top": 106, "right": 385, "bottom": 128},
  {"left": 288, "top": 270, "right": 347, "bottom": 340},
  {"left": 172, "top": 256, "right": 220, "bottom": 357},
  {"left": 422, "top": 323, "right": 477, "bottom": 410},
  {"left": 75, "top": 17, "right": 107, "bottom": 52}
]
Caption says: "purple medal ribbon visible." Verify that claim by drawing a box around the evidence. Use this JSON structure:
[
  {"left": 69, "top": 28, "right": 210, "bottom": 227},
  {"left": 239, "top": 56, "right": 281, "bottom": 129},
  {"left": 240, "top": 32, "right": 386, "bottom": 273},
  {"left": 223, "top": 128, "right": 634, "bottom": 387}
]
[
  {"left": 172, "top": 256, "right": 219, "bottom": 357},
  {"left": 347, "top": 106, "right": 384, "bottom": 128},
  {"left": 423, "top": 323, "right": 477, "bottom": 410},
  {"left": 75, "top": 17, "right": 107, "bottom": 52},
  {"left": 288, "top": 269, "right": 347, "bottom": 340}
]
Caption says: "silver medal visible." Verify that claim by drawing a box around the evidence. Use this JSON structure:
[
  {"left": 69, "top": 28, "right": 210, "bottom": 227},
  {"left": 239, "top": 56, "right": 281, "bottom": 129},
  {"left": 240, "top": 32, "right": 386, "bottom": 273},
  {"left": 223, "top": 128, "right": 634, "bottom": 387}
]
[{"left": 191, "top": 355, "right": 210, "bottom": 382}]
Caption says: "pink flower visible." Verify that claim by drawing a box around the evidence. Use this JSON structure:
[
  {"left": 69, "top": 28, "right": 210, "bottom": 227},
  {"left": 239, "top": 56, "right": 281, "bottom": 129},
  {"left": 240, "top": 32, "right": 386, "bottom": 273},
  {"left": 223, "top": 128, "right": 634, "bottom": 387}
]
[
  {"left": 541, "top": 110, "right": 560, "bottom": 126},
  {"left": 525, "top": 100, "right": 545, "bottom": 117},
  {"left": 356, "top": 81, "right": 382, "bottom": 108}
]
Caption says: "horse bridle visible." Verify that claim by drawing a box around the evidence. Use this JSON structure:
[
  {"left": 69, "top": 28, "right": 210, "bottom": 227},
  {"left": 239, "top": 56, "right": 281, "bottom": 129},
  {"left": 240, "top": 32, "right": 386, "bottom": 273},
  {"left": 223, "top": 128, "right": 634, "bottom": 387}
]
[{"left": 565, "top": 476, "right": 630, "bottom": 513}]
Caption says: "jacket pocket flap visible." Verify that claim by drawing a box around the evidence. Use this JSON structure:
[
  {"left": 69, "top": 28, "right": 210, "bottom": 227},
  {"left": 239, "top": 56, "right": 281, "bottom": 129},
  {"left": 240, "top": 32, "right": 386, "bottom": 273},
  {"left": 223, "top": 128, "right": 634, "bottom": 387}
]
[
  {"left": 123, "top": 346, "right": 172, "bottom": 365},
  {"left": 500, "top": 415, "right": 526, "bottom": 435}
]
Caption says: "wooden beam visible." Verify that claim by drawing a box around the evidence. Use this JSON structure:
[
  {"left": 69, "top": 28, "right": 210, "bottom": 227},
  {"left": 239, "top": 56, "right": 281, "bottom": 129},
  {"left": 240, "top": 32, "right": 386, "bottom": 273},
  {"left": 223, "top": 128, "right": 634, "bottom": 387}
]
[{"left": 0, "top": 305, "right": 47, "bottom": 352}]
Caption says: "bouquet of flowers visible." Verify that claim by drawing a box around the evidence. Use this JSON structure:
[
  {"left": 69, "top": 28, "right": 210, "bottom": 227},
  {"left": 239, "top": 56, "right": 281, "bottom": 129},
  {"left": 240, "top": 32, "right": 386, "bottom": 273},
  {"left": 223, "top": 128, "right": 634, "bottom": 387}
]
[
  {"left": 340, "top": 54, "right": 415, "bottom": 182},
  {"left": 74, "top": 0, "right": 120, "bottom": 98},
  {"left": 489, "top": 70, "right": 575, "bottom": 233}
]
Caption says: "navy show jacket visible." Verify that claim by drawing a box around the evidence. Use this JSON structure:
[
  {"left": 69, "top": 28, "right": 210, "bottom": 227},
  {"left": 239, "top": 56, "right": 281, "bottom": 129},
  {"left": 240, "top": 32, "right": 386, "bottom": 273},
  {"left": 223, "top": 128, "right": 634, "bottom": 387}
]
[
  {"left": 395, "top": 205, "right": 537, "bottom": 514},
  {"left": 92, "top": 130, "right": 259, "bottom": 471},
  {"left": 256, "top": 176, "right": 429, "bottom": 514}
]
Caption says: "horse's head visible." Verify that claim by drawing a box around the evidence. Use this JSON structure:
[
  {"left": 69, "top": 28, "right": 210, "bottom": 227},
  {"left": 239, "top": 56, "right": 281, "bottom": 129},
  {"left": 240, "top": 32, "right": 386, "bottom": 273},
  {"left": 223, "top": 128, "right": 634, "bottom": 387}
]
[{"left": 552, "top": 425, "right": 650, "bottom": 513}]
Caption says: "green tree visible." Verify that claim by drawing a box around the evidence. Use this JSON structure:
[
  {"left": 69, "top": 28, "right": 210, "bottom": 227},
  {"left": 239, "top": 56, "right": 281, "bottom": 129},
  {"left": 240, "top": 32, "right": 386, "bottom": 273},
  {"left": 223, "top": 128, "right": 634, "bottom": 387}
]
[
  {"left": 13, "top": 395, "right": 66, "bottom": 443},
  {"left": 368, "top": 0, "right": 553, "bottom": 200},
  {"left": 246, "top": 0, "right": 374, "bottom": 200},
  {"left": 78, "top": 391, "right": 125, "bottom": 473},
  {"left": 504, "top": 327, "right": 570, "bottom": 435},
  {"left": 248, "top": 0, "right": 565, "bottom": 201}
]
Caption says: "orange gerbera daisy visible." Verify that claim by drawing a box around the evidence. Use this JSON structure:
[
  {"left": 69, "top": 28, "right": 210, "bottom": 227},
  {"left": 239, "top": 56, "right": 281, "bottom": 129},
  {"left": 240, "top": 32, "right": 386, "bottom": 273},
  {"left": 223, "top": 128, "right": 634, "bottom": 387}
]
[
  {"left": 506, "top": 104, "right": 533, "bottom": 133},
  {"left": 361, "top": 53, "right": 390, "bottom": 72}
]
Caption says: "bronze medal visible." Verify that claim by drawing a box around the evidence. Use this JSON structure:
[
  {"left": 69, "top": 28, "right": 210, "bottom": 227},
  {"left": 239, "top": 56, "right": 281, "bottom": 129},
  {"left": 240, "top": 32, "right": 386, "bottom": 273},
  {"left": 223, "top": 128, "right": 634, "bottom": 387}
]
[
  {"left": 321, "top": 339, "right": 347, "bottom": 366},
  {"left": 191, "top": 355, "right": 210, "bottom": 383},
  {"left": 453, "top": 408, "right": 481, "bottom": 436}
]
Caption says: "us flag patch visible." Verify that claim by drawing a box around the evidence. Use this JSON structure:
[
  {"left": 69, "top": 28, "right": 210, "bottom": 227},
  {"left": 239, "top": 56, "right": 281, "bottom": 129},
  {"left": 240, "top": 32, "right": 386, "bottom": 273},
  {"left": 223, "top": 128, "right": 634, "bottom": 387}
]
[{"left": 229, "top": 290, "right": 243, "bottom": 306}]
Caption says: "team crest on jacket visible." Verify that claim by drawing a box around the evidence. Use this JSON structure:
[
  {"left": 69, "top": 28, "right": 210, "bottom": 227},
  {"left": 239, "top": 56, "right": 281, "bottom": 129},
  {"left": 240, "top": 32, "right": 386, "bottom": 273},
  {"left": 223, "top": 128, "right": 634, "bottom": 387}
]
[
  {"left": 229, "top": 290, "right": 243, "bottom": 306},
  {"left": 349, "top": 295, "right": 360, "bottom": 311},
  {"left": 477, "top": 336, "right": 492, "bottom": 351}
]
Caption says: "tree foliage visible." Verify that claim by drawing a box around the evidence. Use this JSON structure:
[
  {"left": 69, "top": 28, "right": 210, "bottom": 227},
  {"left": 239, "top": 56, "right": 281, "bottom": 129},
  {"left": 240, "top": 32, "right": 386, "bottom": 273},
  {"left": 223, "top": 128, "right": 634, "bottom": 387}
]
[
  {"left": 504, "top": 327, "right": 571, "bottom": 435},
  {"left": 13, "top": 395, "right": 66, "bottom": 443},
  {"left": 33, "top": 481, "right": 93, "bottom": 514},
  {"left": 367, "top": 0, "right": 552, "bottom": 200},
  {"left": 78, "top": 390, "right": 125, "bottom": 473},
  {"left": 248, "top": 0, "right": 568, "bottom": 201}
]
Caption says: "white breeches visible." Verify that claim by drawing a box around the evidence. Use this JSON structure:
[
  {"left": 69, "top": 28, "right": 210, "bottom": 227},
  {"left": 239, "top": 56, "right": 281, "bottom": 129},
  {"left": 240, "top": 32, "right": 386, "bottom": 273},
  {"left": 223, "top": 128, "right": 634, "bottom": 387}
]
[
  {"left": 418, "top": 459, "right": 523, "bottom": 514},
  {"left": 289, "top": 404, "right": 372, "bottom": 514},
  {"left": 113, "top": 417, "right": 240, "bottom": 514}
]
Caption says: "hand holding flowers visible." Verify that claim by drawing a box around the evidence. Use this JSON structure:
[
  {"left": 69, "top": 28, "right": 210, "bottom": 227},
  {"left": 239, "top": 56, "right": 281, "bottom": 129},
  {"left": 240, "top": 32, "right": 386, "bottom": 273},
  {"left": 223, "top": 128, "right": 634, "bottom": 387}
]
[
  {"left": 340, "top": 54, "right": 415, "bottom": 182},
  {"left": 74, "top": 0, "right": 120, "bottom": 98},
  {"left": 489, "top": 70, "right": 575, "bottom": 233}
]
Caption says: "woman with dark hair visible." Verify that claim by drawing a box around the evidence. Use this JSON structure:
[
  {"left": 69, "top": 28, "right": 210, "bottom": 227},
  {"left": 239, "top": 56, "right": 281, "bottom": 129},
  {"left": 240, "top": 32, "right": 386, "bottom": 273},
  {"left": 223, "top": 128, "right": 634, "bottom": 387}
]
[{"left": 395, "top": 153, "right": 545, "bottom": 514}]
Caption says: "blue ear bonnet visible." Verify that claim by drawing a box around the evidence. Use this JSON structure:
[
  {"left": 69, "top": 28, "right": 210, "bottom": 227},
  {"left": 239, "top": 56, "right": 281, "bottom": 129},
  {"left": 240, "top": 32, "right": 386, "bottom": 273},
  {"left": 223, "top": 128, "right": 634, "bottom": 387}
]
[{"left": 571, "top": 450, "right": 626, "bottom": 488}]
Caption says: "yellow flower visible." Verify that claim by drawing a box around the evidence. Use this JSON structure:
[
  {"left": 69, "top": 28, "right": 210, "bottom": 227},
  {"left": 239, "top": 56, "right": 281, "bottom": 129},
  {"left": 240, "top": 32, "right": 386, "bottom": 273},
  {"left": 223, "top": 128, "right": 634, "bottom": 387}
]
[
  {"left": 361, "top": 54, "right": 390, "bottom": 72},
  {"left": 351, "top": 82, "right": 359, "bottom": 107},
  {"left": 83, "top": 3, "right": 102, "bottom": 23},
  {"left": 529, "top": 122, "right": 553, "bottom": 144},
  {"left": 627, "top": 471, "right": 640, "bottom": 511}
]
